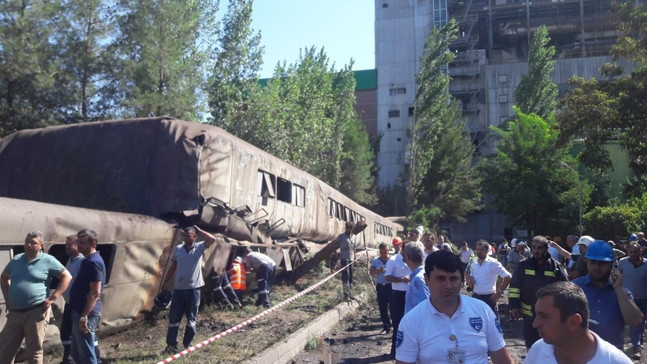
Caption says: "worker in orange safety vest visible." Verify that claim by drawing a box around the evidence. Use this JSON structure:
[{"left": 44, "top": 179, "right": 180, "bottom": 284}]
[{"left": 228, "top": 256, "right": 246, "bottom": 303}]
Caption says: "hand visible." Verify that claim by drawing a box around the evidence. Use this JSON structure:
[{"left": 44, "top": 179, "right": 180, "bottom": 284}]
[
  {"left": 610, "top": 268, "right": 623, "bottom": 289},
  {"left": 490, "top": 291, "right": 502, "bottom": 304},
  {"left": 402, "top": 275, "right": 410, "bottom": 283},
  {"left": 44, "top": 294, "right": 58, "bottom": 308},
  {"left": 466, "top": 276, "right": 475, "bottom": 288},
  {"left": 549, "top": 240, "right": 557, "bottom": 247},
  {"left": 379, "top": 267, "right": 386, "bottom": 273},
  {"left": 510, "top": 308, "right": 520, "bottom": 319},
  {"left": 78, "top": 319, "right": 90, "bottom": 335}
]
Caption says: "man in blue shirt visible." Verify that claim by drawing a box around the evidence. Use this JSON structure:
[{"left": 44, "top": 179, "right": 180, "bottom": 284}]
[
  {"left": 403, "top": 241, "right": 429, "bottom": 314},
  {"left": 0, "top": 231, "right": 72, "bottom": 364},
  {"left": 370, "top": 242, "right": 392, "bottom": 333},
  {"left": 69, "top": 229, "right": 106, "bottom": 364},
  {"left": 60, "top": 234, "right": 85, "bottom": 364},
  {"left": 573, "top": 240, "right": 643, "bottom": 350}
]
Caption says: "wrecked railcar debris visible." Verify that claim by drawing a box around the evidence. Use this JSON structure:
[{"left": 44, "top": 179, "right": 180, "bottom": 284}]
[{"left": 0, "top": 117, "right": 402, "bottom": 345}]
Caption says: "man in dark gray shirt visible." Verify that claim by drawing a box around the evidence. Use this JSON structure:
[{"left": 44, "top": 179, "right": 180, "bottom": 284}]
[{"left": 335, "top": 221, "right": 356, "bottom": 300}]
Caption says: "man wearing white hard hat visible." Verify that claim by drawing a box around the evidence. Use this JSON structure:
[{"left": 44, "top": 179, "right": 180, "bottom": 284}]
[{"left": 569, "top": 235, "right": 594, "bottom": 280}]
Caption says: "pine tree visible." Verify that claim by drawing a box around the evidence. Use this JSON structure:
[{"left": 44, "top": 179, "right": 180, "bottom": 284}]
[
  {"left": 208, "top": 0, "right": 263, "bottom": 136},
  {"left": 514, "top": 25, "right": 558, "bottom": 120},
  {"left": 407, "top": 19, "right": 481, "bottom": 222}
]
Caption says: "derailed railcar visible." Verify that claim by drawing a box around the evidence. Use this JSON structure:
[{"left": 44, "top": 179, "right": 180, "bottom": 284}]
[
  {"left": 0, "top": 117, "right": 401, "bottom": 345},
  {"left": 0, "top": 117, "right": 400, "bottom": 248}
]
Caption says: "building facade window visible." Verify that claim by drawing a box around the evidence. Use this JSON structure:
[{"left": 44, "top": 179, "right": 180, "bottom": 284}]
[
  {"left": 389, "top": 87, "right": 406, "bottom": 96},
  {"left": 388, "top": 110, "right": 400, "bottom": 117}
]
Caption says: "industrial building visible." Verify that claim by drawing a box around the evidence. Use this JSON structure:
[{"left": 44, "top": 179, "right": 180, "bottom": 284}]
[{"left": 374, "top": 0, "right": 627, "bottom": 241}]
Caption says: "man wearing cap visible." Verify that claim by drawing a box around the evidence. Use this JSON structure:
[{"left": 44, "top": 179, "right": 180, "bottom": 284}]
[
  {"left": 467, "top": 239, "right": 511, "bottom": 313},
  {"left": 570, "top": 235, "right": 594, "bottom": 279},
  {"left": 370, "top": 242, "right": 392, "bottom": 334},
  {"left": 618, "top": 241, "right": 647, "bottom": 359},
  {"left": 526, "top": 281, "right": 632, "bottom": 364},
  {"left": 0, "top": 231, "right": 72, "bottom": 364},
  {"left": 162, "top": 225, "right": 216, "bottom": 354},
  {"left": 509, "top": 236, "right": 568, "bottom": 349},
  {"left": 385, "top": 233, "right": 412, "bottom": 357},
  {"left": 573, "top": 240, "right": 643, "bottom": 350},
  {"left": 507, "top": 239, "right": 527, "bottom": 273}
]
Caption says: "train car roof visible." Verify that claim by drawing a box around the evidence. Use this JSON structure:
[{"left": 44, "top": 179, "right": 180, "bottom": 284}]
[{"left": 0, "top": 117, "right": 397, "bottom": 229}]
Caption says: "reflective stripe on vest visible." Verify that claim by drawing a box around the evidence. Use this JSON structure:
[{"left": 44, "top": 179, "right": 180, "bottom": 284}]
[
  {"left": 524, "top": 269, "right": 535, "bottom": 276},
  {"left": 229, "top": 263, "right": 246, "bottom": 290}
]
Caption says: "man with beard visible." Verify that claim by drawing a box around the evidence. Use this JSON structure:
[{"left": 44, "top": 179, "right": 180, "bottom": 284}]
[
  {"left": 509, "top": 235, "right": 568, "bottom": 349},
  {"left": 467, "top": 239, "right": 511, "bottom": 313},
  {"left": 573, "top": 240, "right": 642, "bottom": 351}
]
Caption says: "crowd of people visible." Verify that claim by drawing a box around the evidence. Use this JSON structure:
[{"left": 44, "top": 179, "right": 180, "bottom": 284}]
[
  {"left": 0, "top": 226, "right": 278, "bottom": 364},
  {"left": 363, "top": 225, "right": 647, "bottom": 363}
]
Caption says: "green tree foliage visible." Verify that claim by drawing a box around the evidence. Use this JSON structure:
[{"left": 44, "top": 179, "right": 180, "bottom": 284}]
[
  {"left": 407, "top": 19, "right": 481, "bottom": 222},
  {"left": 583, "top": 204, "right": 643, "bottom": 241},
  {"left": 0, "top": 0, "right": 63, "bottom": 136},
  {"left": 513, "top": 25, "right": 558, "bottom": 120},
  {"left": 558, "top": 3, "right": 647, "bottom": 198},
  {"left": 115, "top": 0, "right": 218, "bottom": 119},
  {"left": 208, "top": 0, "right": 263, "bottom": 135},
  {"left": 245, "top": 48, "right": 377, "bottom": 205},
  {"left": 56, "top": 0, "right": 121, "bottom": 121},
  {"left": 479, "top": 108, "right": 590, "bottom": 235}
]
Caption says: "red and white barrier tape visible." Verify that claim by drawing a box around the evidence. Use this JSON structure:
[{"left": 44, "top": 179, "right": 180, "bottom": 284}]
[{"left": 155, "top": 260, "right": 354, "bottom": 364}]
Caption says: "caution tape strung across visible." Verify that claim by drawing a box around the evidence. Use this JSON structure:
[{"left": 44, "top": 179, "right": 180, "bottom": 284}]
[{"left": 155, "top": 260, "right": 355, "bottom": 364}]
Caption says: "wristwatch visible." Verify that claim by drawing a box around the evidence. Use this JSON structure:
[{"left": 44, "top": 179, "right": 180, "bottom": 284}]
[{"left": 80, "top": 316, "right": 88, "bottom": 322}]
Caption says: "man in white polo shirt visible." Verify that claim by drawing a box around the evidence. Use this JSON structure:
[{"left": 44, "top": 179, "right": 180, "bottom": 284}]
[
  {"left": 385, "top": 231, "right": 413, "bottom": 358},
  {"left": 525, "top": 281, "right": 631, "bottom": 364},
  {"left": 395, "top": 250, "right": 514, "bottom": 364},
  {"left": 467, "top": 239, "right": 511, "bottom": 313}
]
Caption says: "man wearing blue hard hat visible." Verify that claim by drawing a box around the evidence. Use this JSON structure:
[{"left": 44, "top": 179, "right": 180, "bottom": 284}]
[{"left": 572, "top": 239, "right": 643, "bottom": 351}]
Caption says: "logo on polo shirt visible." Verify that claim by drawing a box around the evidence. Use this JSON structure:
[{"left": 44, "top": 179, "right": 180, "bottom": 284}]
[
  {"left": 469, "top": 317, "right": 483, "bottom": 331},
  {"left": 395, "top": 330, "right": 404, "bottom": 347},
  {"left": 495, "top": 316, "right": 503, "bottom": 333}
]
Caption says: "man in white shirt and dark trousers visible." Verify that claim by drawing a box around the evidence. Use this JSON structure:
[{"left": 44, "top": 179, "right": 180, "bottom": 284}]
[
  {"left": 395, "top": 250, "right": 514, "bottom": 364},
  {"left": 370, "top": 242, "right": 392, "bottom": 334},
  {"left": 525, "top": 281, "right": 631, "bottom": 364},
  {"left": 385, "top": 231, "right": 413, "bottom": 358},
  {"left": 467, "top": 239, "right": 512, "bottom": 313}
]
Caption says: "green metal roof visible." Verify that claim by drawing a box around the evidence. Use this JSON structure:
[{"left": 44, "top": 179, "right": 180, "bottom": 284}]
[{"left": 258, "top": 69, "right": 376, "bottom": 91}]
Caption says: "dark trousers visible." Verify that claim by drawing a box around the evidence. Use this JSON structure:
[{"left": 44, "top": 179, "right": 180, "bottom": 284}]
[
  {"left": 340, "top": 259, "right": 354, "bottom": 299},
  {"left": 209, "top": 273, "right": 241, "bottom": 307},
  {"left": 523, "top": 314, "right": 540, "bottom": 349},
  {"left": 472, "top": 293, "right": 497, "bottom": 314},
  {"left": 390, "top": 290, "right": 406, "bottom": 355},
  {"left": 166, "top": 288, "right": 200, "bottom": 348},
  {"left": 376, "top": 283, "right": 392, "bottom": 330},
  {"left": 630, "top": 298, "right": 647, "bottom": 348},
  {"left": 256, "top": 263, "right": 276, "bottom": 307}
]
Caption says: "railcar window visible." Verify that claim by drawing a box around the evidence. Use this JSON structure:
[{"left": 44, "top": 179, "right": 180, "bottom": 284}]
[
  {"left": 292, "top": 184, "right": 305, "bottom": 207},
  {"left": 336, "top": 202, "right": 345, "bottom": 220},
  {"left": 329, "top": 198, "right": 336, "bottom": 217},
  {"left": 257, "top": 170, "right": 276, "bottom": 198},
  {"left": 276, "top": 177, "right": 292, "bottom": 203},
  {"left": 344, "top": 207, "right": 351, "bottom": 222},
  {"left": 48, "top": 243, "right": 116, "bottom": 288}
]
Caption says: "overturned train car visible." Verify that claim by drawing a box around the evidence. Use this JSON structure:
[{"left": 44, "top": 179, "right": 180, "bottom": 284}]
[{"left": 0, "top": 117, "right": 402, "bottom": 339}]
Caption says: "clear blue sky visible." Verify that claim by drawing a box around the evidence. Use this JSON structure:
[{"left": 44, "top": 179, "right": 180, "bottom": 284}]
[{"left": 250, "top": 1, "right": 375, "bottom": 78}]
